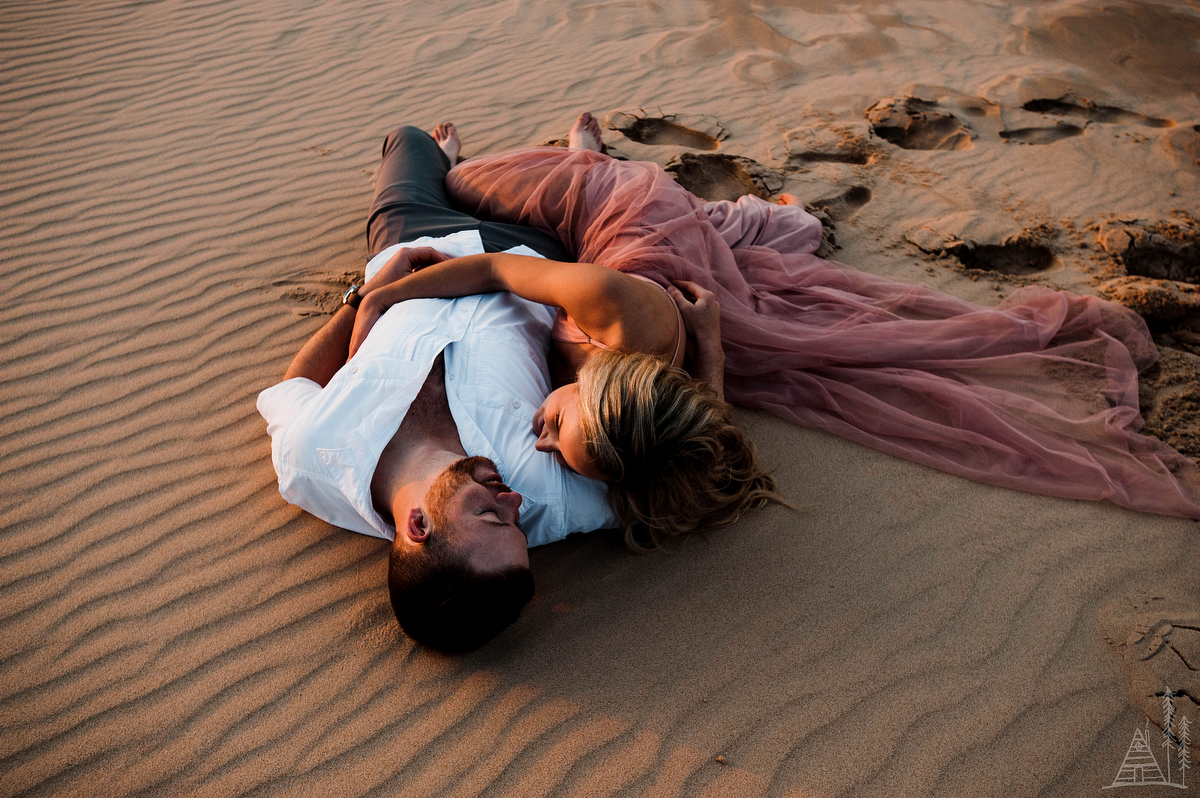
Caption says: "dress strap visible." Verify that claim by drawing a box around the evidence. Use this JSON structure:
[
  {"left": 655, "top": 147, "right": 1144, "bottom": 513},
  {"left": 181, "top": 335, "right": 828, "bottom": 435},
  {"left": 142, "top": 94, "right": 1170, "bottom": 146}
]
[{"left": 549, "top": 275, "right": 686, "bottom": 367}]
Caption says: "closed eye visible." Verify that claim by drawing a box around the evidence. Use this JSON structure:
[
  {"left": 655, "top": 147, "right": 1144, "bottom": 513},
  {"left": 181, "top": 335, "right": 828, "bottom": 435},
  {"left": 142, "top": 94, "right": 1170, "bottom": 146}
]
[{"left": 477, "top": 509, "right": 513, "bottom": 528}]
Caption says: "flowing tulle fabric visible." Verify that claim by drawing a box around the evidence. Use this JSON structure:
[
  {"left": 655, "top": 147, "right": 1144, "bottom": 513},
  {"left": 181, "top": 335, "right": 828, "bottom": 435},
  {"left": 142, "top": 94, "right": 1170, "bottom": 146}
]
[{"left": 446, "top": 147, "right": 1200, "bottom": 518}]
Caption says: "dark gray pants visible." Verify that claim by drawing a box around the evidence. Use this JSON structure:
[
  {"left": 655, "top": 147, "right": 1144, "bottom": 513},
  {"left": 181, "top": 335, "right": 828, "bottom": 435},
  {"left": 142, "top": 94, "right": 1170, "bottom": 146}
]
[{"left": 366, "top": 126, "right": 570, "bottom": 261}]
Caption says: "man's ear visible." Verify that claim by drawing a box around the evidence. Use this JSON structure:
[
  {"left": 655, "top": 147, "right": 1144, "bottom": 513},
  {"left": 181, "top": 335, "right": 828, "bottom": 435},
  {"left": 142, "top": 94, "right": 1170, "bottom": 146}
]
[
  {"left": 403, "top": 506, "right": 432, "bottom": 544},
  {"left": 404, "top": 507, "right": 431, "bottom": 543}
]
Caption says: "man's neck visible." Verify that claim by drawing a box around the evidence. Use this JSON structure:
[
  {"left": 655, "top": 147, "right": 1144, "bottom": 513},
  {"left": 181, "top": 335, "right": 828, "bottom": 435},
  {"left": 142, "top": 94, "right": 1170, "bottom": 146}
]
[
  {"left": 371, "top": 353, "right": 467, "bottom": 524},
  {"left": 378, "top": 441, "right": 462, "bottom": 501},
  {"left": 379, "top": 442, "right": 464, "bottom": 530}
]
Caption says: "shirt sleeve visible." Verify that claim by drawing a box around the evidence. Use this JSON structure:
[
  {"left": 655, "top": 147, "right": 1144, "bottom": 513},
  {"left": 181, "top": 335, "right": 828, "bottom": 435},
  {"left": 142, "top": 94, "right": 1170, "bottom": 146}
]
[
  {"left": 257, "top": 377, "right": 323, "bottom": 484},
  {"left": 257, "top": 375, "right": 395, "bottom": 541},
  {"left": 257, "top": 377, "right": 322, "bottom": 442}
]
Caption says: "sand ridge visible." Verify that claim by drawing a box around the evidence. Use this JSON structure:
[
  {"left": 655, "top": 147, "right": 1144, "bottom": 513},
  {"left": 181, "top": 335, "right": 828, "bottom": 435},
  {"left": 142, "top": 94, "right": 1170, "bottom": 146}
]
[{"left": 2, "top": 0, "right": 1199, "bottom": 795}]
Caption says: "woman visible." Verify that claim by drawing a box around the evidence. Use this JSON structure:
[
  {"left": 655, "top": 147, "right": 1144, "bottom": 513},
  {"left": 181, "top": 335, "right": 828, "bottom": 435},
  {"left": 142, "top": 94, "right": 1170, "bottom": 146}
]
[
  {"left": 350, "top": 116, "right": 782, "bottom": 546},
  {"left": 358, "top": 113, "right": 1200, "bottom": 522}
]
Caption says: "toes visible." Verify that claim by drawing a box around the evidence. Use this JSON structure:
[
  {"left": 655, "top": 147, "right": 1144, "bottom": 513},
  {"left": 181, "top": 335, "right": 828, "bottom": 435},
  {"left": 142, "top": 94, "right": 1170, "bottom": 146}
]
[
  {"left": 568, "top": 113, "right": 604, "bottom": 151},
  {"left": 578, "top": 112, "right": 602, "bottom": 141}
]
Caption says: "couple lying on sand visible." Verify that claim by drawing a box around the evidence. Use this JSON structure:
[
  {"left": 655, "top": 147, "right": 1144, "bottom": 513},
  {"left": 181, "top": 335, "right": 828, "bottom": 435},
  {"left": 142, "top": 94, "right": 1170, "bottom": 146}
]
[{"left": 259, "top": 112, "right": 1200, "bottom": 652}]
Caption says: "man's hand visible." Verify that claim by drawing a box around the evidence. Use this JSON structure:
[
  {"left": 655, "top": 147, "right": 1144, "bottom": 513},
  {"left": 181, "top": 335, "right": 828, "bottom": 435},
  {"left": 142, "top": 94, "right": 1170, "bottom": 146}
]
[{"left": 361, "top": 247, "right": 451, "bottom": 296}]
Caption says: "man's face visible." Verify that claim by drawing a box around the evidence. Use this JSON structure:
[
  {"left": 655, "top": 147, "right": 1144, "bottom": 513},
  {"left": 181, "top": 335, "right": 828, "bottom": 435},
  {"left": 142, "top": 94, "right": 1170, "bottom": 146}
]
[{"left": 426, "top": 456, "right": 529, "bottom": 572}]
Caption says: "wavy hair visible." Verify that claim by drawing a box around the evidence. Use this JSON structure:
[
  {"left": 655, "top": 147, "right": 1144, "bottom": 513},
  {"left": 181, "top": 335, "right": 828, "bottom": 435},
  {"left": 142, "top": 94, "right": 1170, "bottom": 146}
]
[{"left": 576, "top": 350, "right": 783, "bottom": 551}]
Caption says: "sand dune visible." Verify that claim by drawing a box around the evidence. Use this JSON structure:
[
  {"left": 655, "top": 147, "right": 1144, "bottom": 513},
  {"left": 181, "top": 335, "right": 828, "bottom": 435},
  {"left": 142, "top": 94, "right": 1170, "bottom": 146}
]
[{"left": 2, "top": 0, "right": 1198, "bottom": 795}]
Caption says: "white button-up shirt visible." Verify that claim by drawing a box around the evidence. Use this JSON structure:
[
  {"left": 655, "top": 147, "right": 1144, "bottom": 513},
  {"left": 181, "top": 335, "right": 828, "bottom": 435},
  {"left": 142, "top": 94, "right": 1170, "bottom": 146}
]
[{"left": 257, "top": 230, "right": 616, "bottom": 547}]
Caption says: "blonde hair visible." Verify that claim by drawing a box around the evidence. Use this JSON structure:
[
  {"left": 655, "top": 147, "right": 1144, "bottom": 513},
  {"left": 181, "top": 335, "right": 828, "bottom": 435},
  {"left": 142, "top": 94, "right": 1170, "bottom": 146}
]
[{"left": 576, "top": 350, "right": 783, "bottom": 551}]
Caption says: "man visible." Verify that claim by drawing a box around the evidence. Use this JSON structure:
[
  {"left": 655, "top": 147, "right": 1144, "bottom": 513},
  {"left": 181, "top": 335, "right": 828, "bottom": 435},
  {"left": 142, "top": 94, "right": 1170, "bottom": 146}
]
[{"left": 258, "top": 119, "right": 617, "bottom": 652}]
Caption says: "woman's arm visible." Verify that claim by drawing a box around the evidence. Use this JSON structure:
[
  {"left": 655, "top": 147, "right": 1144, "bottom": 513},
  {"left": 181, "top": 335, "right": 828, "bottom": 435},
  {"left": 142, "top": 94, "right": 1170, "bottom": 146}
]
[
  {"left": 282, "top": 247, "right": 452, "bottom": 385},
  {"left": 349, "top": 252, "right": 679, "bottom": 359}
]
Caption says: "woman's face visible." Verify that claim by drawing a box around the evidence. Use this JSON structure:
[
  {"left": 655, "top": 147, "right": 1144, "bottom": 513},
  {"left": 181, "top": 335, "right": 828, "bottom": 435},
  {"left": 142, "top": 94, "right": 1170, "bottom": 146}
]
[{"left": 532, "top": 383, "right": 609, "bottom": 481}]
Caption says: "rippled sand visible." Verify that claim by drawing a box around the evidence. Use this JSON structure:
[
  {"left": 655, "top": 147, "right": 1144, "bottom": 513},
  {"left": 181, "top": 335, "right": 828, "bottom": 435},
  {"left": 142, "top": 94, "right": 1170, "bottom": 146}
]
[{"left": 2, "top": 0, "right": 1198, "bottom": 795}]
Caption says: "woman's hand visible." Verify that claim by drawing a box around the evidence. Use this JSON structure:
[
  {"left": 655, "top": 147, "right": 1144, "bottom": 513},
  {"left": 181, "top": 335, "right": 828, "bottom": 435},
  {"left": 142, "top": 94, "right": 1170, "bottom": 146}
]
[
  {"left": 347, "top": 290, "right": 386, "bottom": 360},
  {"left": 362, "top": 246, "right": 451, "bottom": 295},
  {"left": 667, "top": 279, "right": 721, "bottom": 349},
  {"left": 347, "top": 247, "right": 452, "bottom": 360},
  {"left": 667, "top": 279, "right": 725, "bottom": 400}
]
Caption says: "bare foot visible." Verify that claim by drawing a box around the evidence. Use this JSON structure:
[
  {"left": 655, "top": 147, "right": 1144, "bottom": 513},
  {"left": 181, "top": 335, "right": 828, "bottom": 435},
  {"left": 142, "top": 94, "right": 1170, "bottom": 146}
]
[
  {"left": 776, "top": 193, "right": 802, "bottom": 206},
  {"left": 433, "top": 122, "right": 460, "bottom": 162},
  {"left": 568, "top": 112, "right": 603, "bottom": 152}
]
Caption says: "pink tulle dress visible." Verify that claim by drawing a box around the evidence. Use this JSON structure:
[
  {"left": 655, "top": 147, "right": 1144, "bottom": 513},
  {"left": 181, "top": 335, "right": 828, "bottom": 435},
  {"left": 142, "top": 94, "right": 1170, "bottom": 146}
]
[{"left": 446, "top": 147, "right": 1200, "bottom": 519}]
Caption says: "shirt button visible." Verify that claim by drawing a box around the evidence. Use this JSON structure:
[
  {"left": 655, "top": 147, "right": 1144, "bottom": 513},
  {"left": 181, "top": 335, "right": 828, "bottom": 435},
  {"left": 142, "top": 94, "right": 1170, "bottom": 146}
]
[
  {"left": 512, "top": 400, "right": 521, "bottom": 408},
  {"left": 349, "top": 365, "right": 358, "bottom": 374}
]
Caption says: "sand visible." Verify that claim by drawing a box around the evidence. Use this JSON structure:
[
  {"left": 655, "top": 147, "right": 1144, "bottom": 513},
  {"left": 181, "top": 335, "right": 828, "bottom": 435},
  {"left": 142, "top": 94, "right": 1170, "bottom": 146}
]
[{"left": 2, "top": 0, "right": 1199, "bottom": 795}]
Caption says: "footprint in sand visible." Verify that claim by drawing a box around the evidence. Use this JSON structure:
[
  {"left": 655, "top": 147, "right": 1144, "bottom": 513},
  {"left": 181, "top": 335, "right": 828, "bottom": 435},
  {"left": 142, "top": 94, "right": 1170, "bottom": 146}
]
[
  {"left": 906, "top": 216, "right": 1059, "bottom": 276},
  {"left": 1136, "top": 347, "right": 1200, "bottom": 459},
  {"left": 664, "top": 153, "right": 784, "bottom": 202},
  {"left": 1163, "top": 125, "right": 1200, "bottom": 174},
  {"left": 808, "top": 185, "right": 872, "bottom": 222},
  {"left": 869, "top": 89, "right": 1177, "bottom": 148},
  {"left": 780, "top": 122, "right": 885, "bottom": 168},
  {"left": 1097, "top": 218, "right": 1200, "bottom": 284},
  {"left": 1098, "top": 593, "right": 1200, "bottom": 752},
  {"left": 1001, "top": 95, "right": 1175, "bottom": 145},
  {"left": 790, "top": 149, "right": 873, "bottom": 166},
  {"left": 950, "top": 239, "right": 1057, "bottom": 274},
  {"left": 276, "top": 271, "right": 363, "bottom": 316},
  {"left": 998, "top": 123, "right": 1085, "bottom": 145},
  {"left": 865, "top": 96, "right": 974, "bottom": 151},
  {"left": 1095, "top": 218, "right": 1200, "bottom": 321},
  {"left": 1022, "top": 97, "right": 1175, "bottom": 129},
  {"left": 604, "top": 110, "right": 727, "bottom": 151},
  {"left": 1100, "top": 276, "right": 1200, "bottom": 322},
  {"left": 1092, "top": 217, "right": 1200, "bottom": 455}
]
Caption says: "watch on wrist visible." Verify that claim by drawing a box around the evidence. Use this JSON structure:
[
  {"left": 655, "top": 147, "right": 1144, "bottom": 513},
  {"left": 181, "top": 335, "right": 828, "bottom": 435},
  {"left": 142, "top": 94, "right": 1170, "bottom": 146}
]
[{"left": 342, "top": 284, "right": 362, "bottom": 309}]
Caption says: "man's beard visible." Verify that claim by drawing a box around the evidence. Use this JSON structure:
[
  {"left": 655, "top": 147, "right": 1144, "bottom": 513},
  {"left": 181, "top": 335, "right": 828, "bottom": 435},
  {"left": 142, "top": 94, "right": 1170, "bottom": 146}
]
[{"left": 425, "top": 455, "right": 504, "bottom": 532}]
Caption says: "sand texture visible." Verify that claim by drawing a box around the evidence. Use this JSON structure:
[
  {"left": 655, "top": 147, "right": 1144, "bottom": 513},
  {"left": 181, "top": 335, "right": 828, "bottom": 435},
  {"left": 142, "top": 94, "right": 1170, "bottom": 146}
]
[{"left": 3, "top": 0, "right": 1200, "bottom": 795}]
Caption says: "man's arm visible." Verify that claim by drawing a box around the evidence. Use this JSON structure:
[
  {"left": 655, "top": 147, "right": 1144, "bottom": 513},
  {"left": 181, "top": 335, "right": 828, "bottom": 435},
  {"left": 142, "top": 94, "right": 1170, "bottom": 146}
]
[{"left": 283, "top": 304, "right": 357, "bottom": 386}]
